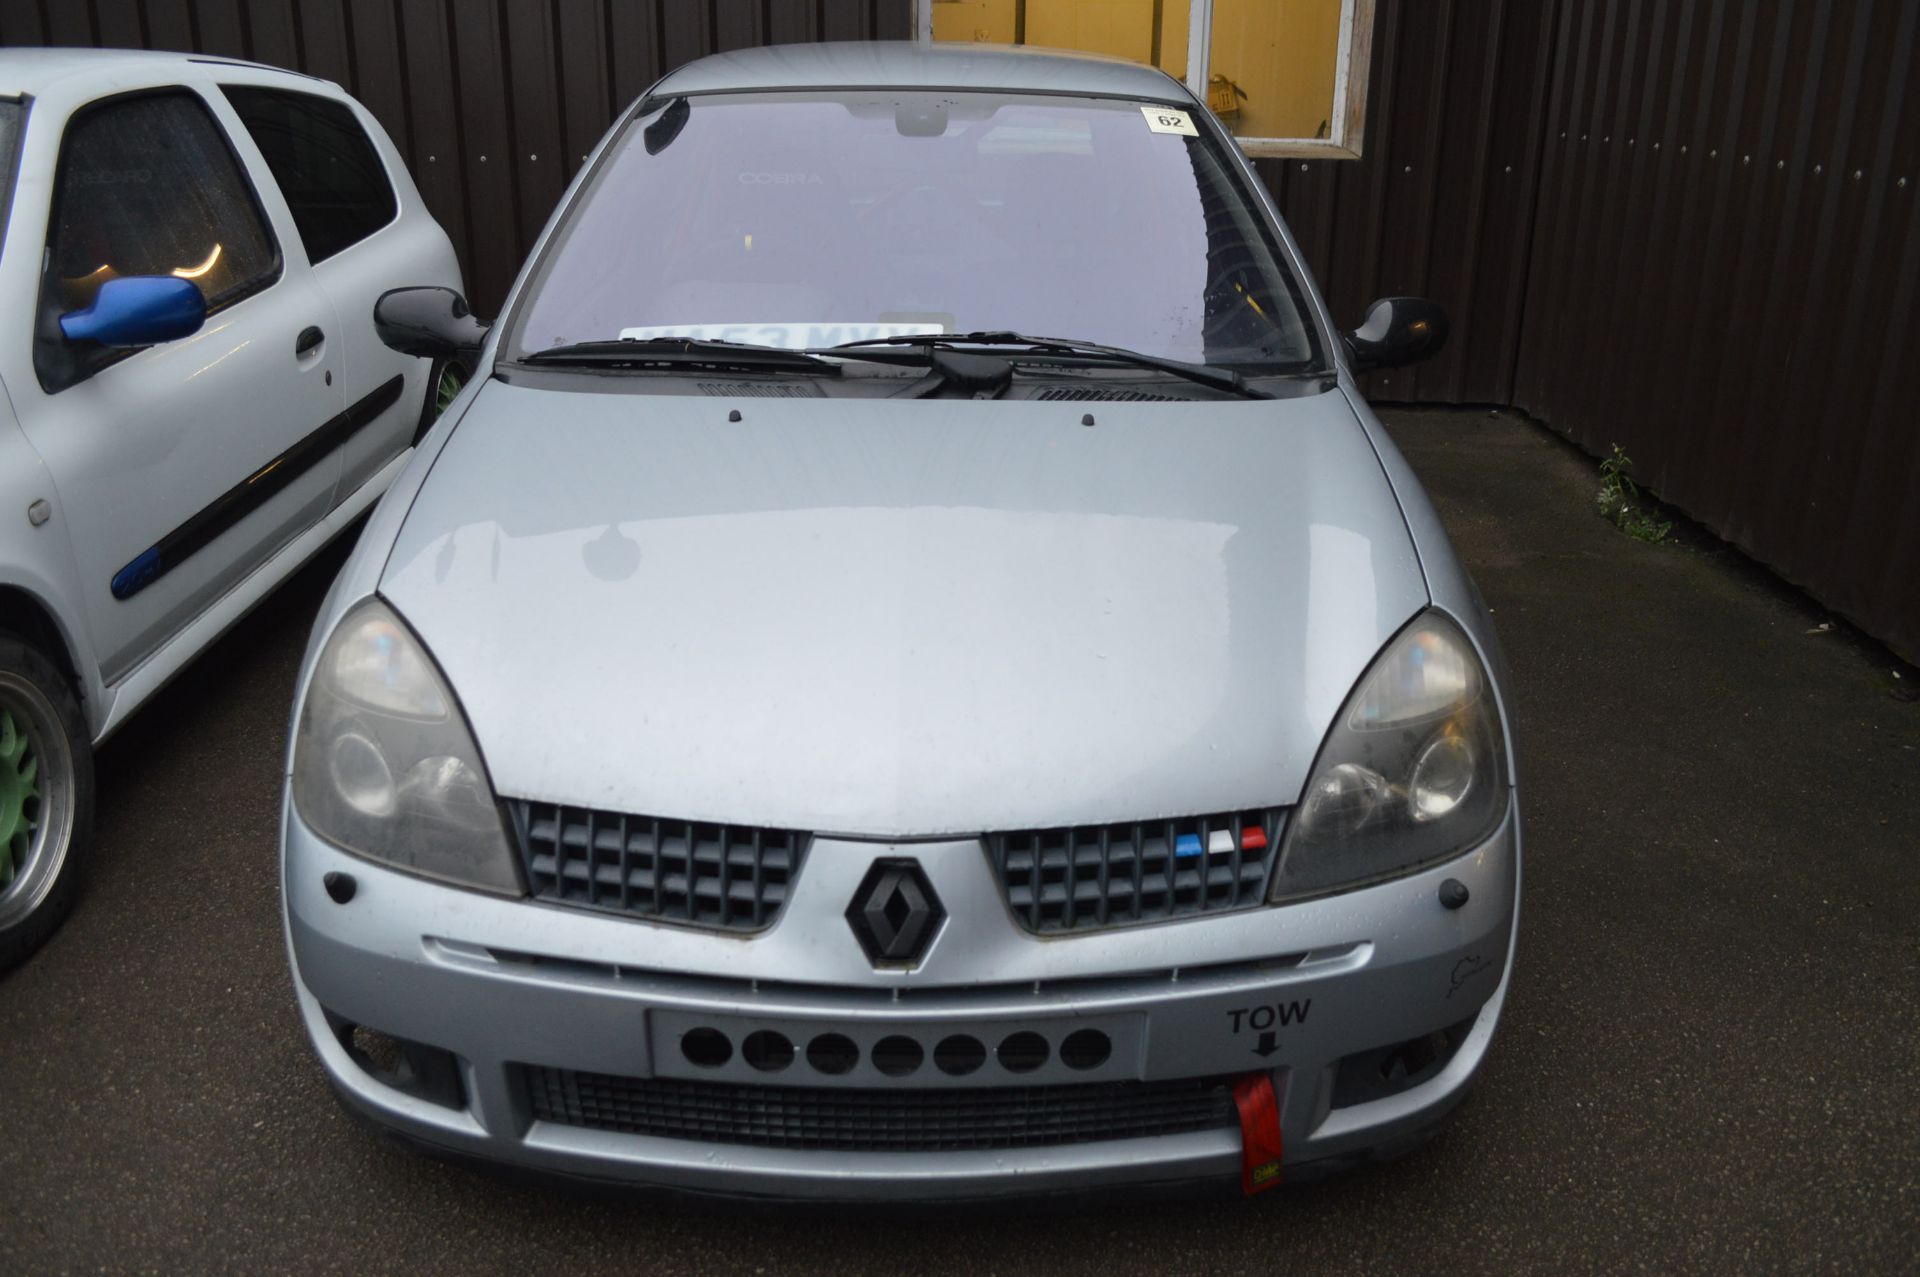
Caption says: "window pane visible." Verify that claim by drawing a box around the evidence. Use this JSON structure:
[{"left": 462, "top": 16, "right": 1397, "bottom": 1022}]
[
  {"left": 45, "top": 91, "right": 278, "bottom": 319},
  {"left": 224, "top": 87, "right": 397, "bottom": 264},
  {"left": 1208, "top": 0, "right": 1342, "bottom": 141},
  {"left": 933, "top": 0, "right": 1189, "bottom": 80}
]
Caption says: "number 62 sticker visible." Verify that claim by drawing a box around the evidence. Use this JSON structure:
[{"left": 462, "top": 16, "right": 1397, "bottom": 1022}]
[{"left": 1141, "top": 105, "right": 1199, "bottom": 136}]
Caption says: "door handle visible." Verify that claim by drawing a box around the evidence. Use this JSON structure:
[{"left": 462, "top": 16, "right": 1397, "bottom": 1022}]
[{"left": 295, "top": 326, "right": 326, "bottom": 356}]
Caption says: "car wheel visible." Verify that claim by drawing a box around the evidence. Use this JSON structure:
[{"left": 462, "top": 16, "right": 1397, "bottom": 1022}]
[
  {"left": 413, "top": 357, "right": 469, "bottom": 445},
  {"left": 0, "top": 636, "right": 93, "bottom": 972}
]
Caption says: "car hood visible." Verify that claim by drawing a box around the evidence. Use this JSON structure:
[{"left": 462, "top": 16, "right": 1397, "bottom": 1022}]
[{"left": 380, "top": 380, "right": 1428, "bottom": 835}]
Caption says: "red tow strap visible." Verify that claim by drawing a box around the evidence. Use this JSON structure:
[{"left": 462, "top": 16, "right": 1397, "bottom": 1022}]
[{"left": 1232, "top": 1073, "right": 1285, "bottom": 1195}]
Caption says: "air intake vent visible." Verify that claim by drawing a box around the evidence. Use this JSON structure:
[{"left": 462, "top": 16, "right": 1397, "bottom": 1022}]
[
  {"left": 511, "top": 802, "right": 808, "bottom": 931},
  {"left": 525, "top": 1068, "right": 1234, "bottom": 1151},
  {"left": 695, "top": 381, "right": 824, "bottom": 397},
  {"left": 988, "top": 809, "right": 1284, "bottom": 934},
  {"left": 1031, "top": 386, "right": 1180, "bottom": 402}
]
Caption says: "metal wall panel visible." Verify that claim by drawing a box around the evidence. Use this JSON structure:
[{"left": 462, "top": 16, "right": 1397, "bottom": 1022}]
[
  {"left": 0, "top": 0, "right": 1913, "bottom": 659},
  {"left": 1513, "top": 0, "right": 1920, "bottom": 661},
  {"left": 1260, "top": 0, "right": 1917, "bottom": 659},
  {"left": 1255, "top": 0, "right": 1560, "bottom": 406}
]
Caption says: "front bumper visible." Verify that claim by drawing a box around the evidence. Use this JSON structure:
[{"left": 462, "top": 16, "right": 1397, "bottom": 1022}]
[{"left": 283, "top": 795, "right": 1520, "bottom": 1201}]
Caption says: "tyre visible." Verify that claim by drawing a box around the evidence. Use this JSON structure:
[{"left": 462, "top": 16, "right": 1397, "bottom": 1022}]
[
  {"left": 0, "top": 636, "right": 93, "bottom": 972},
  {"left": 412, "top": 357, "right": 469, "bottom": 445}
]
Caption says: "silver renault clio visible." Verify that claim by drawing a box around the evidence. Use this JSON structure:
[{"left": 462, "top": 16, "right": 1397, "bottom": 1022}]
[{"left": 283, "top": 42, "right": 1520, "bottom": 1201}]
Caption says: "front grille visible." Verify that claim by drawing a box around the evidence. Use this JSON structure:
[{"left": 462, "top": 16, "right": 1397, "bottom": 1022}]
[
  {"left": 989, "top": 809, "right": 1285, "bottom": 934},
  {"left": 512, "top": 802, "right": 808, "bottom": 931},
  {"left": 526, "top": 1068, "right": 1233, "bottom": 1151}
]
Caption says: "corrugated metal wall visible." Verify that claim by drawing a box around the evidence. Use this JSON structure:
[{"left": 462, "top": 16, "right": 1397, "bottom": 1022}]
[
  {"left": 1256, "top": 0, "right": 1563, "bottom": 408},
  {"left": 1, "top": 0, "right": 1916, "bottom": 659},
  {"left": 1273, "top": 0, "right": 1917, "bottom": 659},
  {"left": 1513, "top": 0, "right": 1920, "bottom": 665}
]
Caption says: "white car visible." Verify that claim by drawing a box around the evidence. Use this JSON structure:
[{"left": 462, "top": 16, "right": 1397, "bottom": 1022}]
[{"left": 0, "top": 50, "right": 461, "bottom": 968}]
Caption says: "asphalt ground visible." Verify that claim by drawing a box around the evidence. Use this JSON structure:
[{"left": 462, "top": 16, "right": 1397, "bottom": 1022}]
[{"left": 2, "top": 407, "right": 1916, "bottom": 1273}]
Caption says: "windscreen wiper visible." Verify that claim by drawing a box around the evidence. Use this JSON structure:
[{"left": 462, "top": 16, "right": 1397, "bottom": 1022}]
[
  {"left": 521, "top": 338, "right": 841, "bottom": 373},
  {"left": 829, "top": 331, "right": 1271, "bottom": 399}
]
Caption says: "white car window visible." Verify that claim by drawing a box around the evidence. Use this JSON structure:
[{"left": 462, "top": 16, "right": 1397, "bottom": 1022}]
[
  {"left": 36, "top": 90, "right": 281, "bottom": 393},
  {"left": 222, "top": 86, "right": 397, "bottom": 266}
]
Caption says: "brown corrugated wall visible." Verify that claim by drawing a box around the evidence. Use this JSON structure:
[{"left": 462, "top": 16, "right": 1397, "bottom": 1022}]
[
  {"left": 2, "top": 0, "right": 1915, "bottom": 660},
  {"left": 1513, "top": 0, "right": 1920, "bottom": 666}
]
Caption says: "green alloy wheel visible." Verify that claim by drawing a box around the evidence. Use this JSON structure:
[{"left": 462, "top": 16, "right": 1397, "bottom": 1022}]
[
  {"left": 0, "top": 703, "right": 39, "bottom": 887},
  {"left": 0, "top": 639, "right": 92, "bottom": 971},
  {"left": 412, "top": 359, "right": 469, "bottom": 446},
  {"left": 434, "top": 361, "right": 466, "bottom": 416}
]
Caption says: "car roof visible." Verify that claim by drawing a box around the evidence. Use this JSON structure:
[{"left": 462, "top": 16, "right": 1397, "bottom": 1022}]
[
  {"left": 0, "top": 47, "right": 313, "bottom": 98},
  {"left": 652, "top": 40, "right": 1189, "bottom": 103}
]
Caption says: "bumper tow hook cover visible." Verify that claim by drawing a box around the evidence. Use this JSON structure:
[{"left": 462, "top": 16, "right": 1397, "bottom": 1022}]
[{"left": 1232, "top": 1073, "right": 1284, "bottom": 1195}]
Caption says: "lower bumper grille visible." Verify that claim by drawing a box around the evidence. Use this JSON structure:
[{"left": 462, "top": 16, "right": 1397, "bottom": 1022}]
[{"left": 526, "top": 1068, "right": 1234, "bottom": 1152}]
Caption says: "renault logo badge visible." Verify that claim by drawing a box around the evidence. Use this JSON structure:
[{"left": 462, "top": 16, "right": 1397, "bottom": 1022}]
[{"left": 847, "top": 860, "right": 943, "bottom": 965}]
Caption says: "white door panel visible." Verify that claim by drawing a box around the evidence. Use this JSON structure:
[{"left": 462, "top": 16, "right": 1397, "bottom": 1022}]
[
  {"left": 16, "top": 278, "right": 343, "bottom": 681},
  {"left": 213, "top": 86, "right": 460, "bottom": 505},
  {"left": 317, "top": 231, "right": 430, "bottom": 499}
]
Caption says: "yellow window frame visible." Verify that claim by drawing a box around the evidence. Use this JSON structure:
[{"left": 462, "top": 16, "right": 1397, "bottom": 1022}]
[{"left": 914, "top": 0, "right": 1376, "bottom": 159}]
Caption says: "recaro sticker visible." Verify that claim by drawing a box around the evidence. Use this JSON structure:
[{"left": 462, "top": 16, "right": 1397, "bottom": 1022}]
[{"left": 1141, "top": 105, "right": 1199, "bottom": 136}]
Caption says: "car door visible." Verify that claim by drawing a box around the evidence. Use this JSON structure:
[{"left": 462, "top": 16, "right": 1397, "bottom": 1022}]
[
  {"left": 8, "top": 87, "right": 343, "bottom": 685},
  {"left": 221, "top": 84, "right": 434, "bottom": 503}
]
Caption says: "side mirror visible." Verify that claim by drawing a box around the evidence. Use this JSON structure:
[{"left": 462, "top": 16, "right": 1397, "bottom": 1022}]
[
  {"left": 1343, "top": 297, "right": 1448, "bottom": 373},
  {"left": 374, "top": 286, "right": 489, "bottom": 361},
  {"left": 59, "top": 276, "right": 206, "bottom": 347}
]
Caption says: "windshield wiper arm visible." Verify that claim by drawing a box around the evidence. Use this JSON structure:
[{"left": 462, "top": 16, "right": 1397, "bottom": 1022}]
[
  {"left": 830, "top": 331, "right": 1270, "bottom": 399},
  {"left": 522, "top": 338, "right": 840, "bottom": 372}
]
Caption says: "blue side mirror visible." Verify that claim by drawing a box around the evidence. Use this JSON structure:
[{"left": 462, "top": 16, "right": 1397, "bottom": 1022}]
[{"left": 59, "top": 276, "right": 207, "bottom": 348}]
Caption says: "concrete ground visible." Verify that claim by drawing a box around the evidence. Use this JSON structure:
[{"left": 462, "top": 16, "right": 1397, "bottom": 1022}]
[{"left": 2, "top": 407, "right": 1915, "bottom": 1273}]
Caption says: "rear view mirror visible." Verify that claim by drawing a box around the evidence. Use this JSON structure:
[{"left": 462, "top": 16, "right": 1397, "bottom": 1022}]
[
  {"left": 374, "top": 286, "right": 489, "bottom": 361},
  {"left": 59, "top": 276, "right": 206, "bottom": 348},
  {"left": 1344, "top": 297, "right": 1448, "bottom": 373}
]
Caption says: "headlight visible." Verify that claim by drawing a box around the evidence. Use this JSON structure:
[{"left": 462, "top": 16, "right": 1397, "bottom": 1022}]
[
  {"left": 1272, "top": 610, "right": 1509, "bottom": 900},
  {"left": 291, "top": 599, "right": 521, "bottom": 895}
]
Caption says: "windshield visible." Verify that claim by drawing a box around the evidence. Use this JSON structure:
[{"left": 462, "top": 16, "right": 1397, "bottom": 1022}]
[{"left": 507, "top": 91, "right": 1323, "bottom": 371}]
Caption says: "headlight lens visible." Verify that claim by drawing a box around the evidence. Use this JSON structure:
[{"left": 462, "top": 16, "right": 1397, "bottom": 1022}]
[
  {"left": 1272, "top": 611, "right": 1509, "bottom": 900},
  {"left": 291, "top": 599, "right": 521, "bottom": 895}
]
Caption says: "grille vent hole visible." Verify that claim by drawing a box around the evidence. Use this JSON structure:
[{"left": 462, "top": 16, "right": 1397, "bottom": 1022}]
[
  {"left": 871, "top": 1035, "right": 925, "bottom": 1077},
  {"left": 741, "top": 1031, "right": 794, "bottom": 1073},
  {"left": 1060, "top": 1029, "right": 1113, "bottom": 1071},
  {"left": 934, "top": 1034, "right": 987, "bottom": 1076},
  {"left": 681, "top": 1028, "right": 733, "bottom": 1068},
  {"left": 807, "top": 1033, "right": 860, "bottom": 1075},
  {"left": 350, "top": 1026, "right": 408, "bottom": 1078},
  {"left": 998, "top": 1031, "right": 1050, "bottom": 1073},
  {"left": 333, "top": 1018, "right": 463, "bottom": 1109}
]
